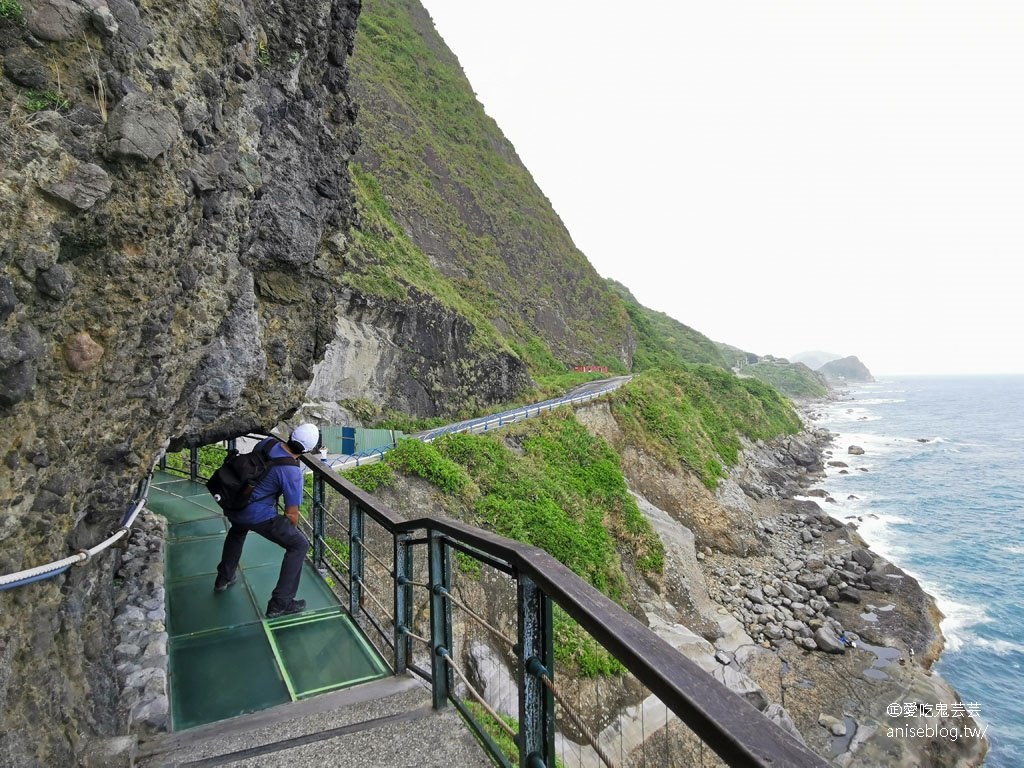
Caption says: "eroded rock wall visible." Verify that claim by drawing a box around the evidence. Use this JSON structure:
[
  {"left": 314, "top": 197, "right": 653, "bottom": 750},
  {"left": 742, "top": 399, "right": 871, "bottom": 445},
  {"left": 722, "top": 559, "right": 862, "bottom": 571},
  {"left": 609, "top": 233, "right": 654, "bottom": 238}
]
[
  {"left": 307, "top": 287, "right": 530, "bottom": 423},
  {"left": 0, "top": 0, "right": 360, "bottom": 763}
]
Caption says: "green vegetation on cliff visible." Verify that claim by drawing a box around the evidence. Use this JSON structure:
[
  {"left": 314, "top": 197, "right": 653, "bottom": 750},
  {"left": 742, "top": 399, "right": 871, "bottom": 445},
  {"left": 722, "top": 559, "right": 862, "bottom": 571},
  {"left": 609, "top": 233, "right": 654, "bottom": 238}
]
[
  {"left": 346, "top": 411, "right": 663, "bottom": 674},
  {"left": 345, "top": 163, "right": 508, "bottom": 355},
  {"left": 0, "top": 0, "right": 22, "bottom": 20},
  {"left": 819, "top": 355, "right": 875, "bottom": 383},
  {"left": 611, "top": 367, "right": 802, "bottom": 488},
  {"left": 350, "top": 414, "right": 663, "bottom": 596},
  {"left": 349, "top": 0, "right": 632, "bottom": 372},
  {"left": 344, "top": 2, "right": 810, "bottom": 677},
  {"left": 716, "top": 343, "right": 831, "bottom": 398},
  {"left": 739, "top": 361, "right": 829, "bottom": 399},
  {"left": 607, "top": 280, "right": 728, "bottom": 370}
]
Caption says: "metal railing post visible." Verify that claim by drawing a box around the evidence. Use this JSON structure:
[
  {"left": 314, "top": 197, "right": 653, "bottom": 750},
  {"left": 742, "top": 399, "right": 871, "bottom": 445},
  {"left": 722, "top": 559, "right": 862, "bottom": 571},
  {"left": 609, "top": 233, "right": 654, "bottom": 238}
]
[
  {"left": 189, "top": 446, "right": 199, "bottom": 482},
  {"left": 518, "top": 575, "right": 555, "bottom": 768},
  {"left": 312, "top": 473, "right": 325, "bottom": 571},
  {"left": 349, "top": 499, "right": 364, "bottom": 618},
  {"left": 394, "top": 533, "right": 414, "bottom": 674},
  {"left": 428, "top": 529, "right": 452, "bottom": 709}
]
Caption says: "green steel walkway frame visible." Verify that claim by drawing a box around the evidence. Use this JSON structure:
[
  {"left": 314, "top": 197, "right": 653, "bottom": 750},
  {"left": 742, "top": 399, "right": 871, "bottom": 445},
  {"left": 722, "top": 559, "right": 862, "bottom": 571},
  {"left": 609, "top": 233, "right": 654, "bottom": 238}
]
[{"left": 149, "top": 471, "right": 390, "bottom": 731}]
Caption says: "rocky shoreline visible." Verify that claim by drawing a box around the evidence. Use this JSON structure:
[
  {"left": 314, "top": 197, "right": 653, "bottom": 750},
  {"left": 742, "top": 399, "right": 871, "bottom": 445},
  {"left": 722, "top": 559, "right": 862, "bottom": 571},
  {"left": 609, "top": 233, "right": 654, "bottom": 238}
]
[
  {"left": 692, "top": 402, "right": 988, "bottom": 766},
  {"left": 708, "top": 421, "right": 941, "bottom": 661}
]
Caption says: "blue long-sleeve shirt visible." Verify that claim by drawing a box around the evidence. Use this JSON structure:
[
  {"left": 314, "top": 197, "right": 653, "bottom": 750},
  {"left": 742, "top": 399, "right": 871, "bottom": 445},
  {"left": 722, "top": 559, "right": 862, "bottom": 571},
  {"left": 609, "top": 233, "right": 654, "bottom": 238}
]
[{"left": 230, "top": 439, "right": 303, "bottom": 525}]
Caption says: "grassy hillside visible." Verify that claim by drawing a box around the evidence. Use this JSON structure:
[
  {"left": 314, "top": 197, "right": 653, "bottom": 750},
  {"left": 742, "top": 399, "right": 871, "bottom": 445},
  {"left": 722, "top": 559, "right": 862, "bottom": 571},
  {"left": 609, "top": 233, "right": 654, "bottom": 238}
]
[
  {"left": 349, "top": 369, "right": 803, "bottom": 561},
  {"left": 608, "top": 280, "right": 729, "bottom": 371},
  {"left": 348, "top": 0, "right": 633, "bottom": 373},
  {"left": 716, "top": 342, "right": 759, "bottom": 369},
  {"left": 349, "top": 412, "right": 664, "bottom": 595},
  {"left": 346, "top": 410, "right": 665, "bottom": 673},
  {"left": 717, "top": 343, "right": 830, "bottom": 399},
  {"left": 739, "top": 360, "right": 829, "bottom": 399},
  {"left": 610, "top": 367, "right": 803, "bottom": 488}
]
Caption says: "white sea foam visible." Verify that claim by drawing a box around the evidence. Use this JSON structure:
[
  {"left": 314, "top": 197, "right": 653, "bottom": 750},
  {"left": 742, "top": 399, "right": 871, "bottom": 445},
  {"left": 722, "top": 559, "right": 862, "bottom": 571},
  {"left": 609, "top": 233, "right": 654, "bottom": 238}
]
[
  {"left": 823, "top": 375, "right": 1024, "bottom": 763},
  {"left": 927, "top": 589, "right": 992, "bottom": 653},
  {"left": 828, "top": 431, "right": 940, "bottom": 465},
  {"left": 827, "top": 429, "right": 880, "bottom": 445},
  {"left": 839, "top": 504, "right": 996, "bottom": 654},
  {"left": 827, "top": 405, "right": 876, "bottom": 423},
  {"left": 971, "top": 636, "right": 1024, "bottom": 656},
  {"left": 846, "top": 512, "right": 912, "bottom": 561}
]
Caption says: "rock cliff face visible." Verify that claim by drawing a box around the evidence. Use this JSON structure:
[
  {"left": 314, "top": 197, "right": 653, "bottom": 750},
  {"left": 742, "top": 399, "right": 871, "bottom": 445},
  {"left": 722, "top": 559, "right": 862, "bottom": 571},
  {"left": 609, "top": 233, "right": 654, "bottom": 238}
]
[
  {"left": 0, "top": 0, "right": 362, "bottom": 763},
  {"left": 819, "top": 355, "right": 875, "bottom": 383},
  {"left": 0, "top": 0, "right": 629, "bottom": 760},
  {"left": 307, "top": 287, "right": 530, "bottom": 423},
  {"left": 345, "top": 0, "right": 636, "bottom": 371}
]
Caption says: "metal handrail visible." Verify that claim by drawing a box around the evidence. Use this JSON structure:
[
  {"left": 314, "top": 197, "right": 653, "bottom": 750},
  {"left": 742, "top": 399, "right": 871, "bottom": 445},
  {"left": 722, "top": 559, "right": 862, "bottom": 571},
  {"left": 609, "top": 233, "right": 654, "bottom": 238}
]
[{"left": 303, "top": 455, "right": 828, "bottom": 768}]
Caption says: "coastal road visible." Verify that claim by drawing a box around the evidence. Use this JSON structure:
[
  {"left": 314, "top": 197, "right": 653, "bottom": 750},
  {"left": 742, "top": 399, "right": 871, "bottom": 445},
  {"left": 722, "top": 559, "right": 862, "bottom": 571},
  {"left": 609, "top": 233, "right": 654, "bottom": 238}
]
[
  {"left": 325, "top": 375, "right": 632, "bottom": 471},
  {"left": 415, "top": 374, "right": 632, "bottom": 443}
]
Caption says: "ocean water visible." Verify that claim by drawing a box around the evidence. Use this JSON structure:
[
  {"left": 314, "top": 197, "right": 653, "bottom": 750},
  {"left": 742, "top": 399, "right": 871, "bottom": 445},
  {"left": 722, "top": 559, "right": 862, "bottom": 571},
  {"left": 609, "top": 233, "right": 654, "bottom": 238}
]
[{"left": 814, "top": 375, "right": 1024, "bottom": 767}]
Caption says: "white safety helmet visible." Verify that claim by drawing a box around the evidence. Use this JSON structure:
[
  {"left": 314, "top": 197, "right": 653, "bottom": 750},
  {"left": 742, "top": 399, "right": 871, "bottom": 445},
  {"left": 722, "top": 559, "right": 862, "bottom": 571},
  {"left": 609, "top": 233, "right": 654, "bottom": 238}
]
[{"left": 290, "top": 423, "right": 320, "bottom": 453}]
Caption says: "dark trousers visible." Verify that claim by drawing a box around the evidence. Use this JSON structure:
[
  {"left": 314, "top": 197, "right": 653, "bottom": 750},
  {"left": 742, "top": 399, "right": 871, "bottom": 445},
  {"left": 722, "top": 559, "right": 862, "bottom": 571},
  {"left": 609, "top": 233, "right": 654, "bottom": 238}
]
[{"left": 217, "top": 516, "right": 309, "bottom": 606}]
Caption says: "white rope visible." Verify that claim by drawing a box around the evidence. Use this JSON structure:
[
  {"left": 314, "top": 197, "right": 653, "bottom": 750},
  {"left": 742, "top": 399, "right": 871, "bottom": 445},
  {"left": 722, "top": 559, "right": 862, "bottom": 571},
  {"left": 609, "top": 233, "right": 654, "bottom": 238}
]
[
  {"left": 0, "top": 497, "right": 146, "bottom": 589},
  {"left": 0, "top": 553, "right": 84, "bottom": 586}
]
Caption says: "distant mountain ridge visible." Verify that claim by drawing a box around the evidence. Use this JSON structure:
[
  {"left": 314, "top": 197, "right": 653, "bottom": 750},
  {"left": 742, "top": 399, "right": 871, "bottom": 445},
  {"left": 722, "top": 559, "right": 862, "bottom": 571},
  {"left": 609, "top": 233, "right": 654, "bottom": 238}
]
[
  {"left": 790, "top": 351, "right": 844, "bottom": 370},
  {"left": 714, "top": 344, "right": 829, "bottom": 398},
  {"left": 788, "top": 351, "right": 876, "bottom": 385},
  {"left": 739, "top": 359, "right": 830, "bottom": 399}
]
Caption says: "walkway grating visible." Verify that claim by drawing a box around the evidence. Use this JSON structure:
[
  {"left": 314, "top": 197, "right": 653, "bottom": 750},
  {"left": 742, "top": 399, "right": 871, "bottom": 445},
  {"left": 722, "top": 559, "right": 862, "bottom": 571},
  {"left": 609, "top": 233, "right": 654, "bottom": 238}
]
[{"left": 148, "top": 471, "right": 390, "bottom": 731}]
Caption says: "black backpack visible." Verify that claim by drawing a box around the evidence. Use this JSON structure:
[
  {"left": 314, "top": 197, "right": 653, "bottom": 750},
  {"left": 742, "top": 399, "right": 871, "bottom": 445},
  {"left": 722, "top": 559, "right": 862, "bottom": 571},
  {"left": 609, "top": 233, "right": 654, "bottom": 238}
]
[{"left": 206, "top": 438, "right": 299, "bottom": 513}]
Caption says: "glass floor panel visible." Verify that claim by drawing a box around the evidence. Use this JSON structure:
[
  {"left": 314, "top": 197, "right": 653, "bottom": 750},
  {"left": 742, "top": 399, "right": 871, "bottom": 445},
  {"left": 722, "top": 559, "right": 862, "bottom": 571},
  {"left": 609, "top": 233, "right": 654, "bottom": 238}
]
[
  {"left": 150, "top": 494, "right": 221, "bottom": 524},
  {"left": 169, "top": 517, "right": 227, "bottom": 540},
  {"left": 166, "top": 536, "right": 226, "bottom": 582},
  {"left": 242, "top": 562, "right": 339, "bottom": 613},
  {"left": 189, "top": 495, "right": 224, "bottom": 512},
  {"left": 153, "top": 478, "right": 210, "bottom": 497},
  {"left": 170, "top": 623, "right": 290, "bottom": 730},
  {"left": 150, "top": 474, "right": 391, "bottom": 730},
  {"left": 269, "top": 609, "right": 389, "bottom": 698},
  {"left": 150, "top": 471, "right": 190, "bottom": 486},
  {"left": 167, "top": 573, "right": 261, "bottom": 637}
]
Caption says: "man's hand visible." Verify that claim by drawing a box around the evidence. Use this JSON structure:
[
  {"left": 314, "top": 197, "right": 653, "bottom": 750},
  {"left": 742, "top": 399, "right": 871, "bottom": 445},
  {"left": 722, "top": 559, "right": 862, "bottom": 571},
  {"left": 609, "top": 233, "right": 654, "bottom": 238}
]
[{"left": 285, "top": 505, "right": 300, "bottom": 527}]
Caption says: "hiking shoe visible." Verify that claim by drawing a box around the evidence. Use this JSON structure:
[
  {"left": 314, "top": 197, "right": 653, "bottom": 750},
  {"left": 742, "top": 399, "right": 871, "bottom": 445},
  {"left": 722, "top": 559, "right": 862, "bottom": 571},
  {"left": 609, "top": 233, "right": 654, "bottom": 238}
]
[
  {"left": 266, "top": 599, "right": 306, "bottom": 619},
  {"left": 213, "top": 574, "right": 237, "bottom": 593}
]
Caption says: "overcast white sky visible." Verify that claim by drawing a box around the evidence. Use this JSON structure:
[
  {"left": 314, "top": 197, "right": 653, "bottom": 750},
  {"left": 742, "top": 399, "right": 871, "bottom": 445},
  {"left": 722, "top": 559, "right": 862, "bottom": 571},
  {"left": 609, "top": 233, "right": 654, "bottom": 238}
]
[{"left": 418, "top": 1, "right": 1024, "bottom": 376}]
